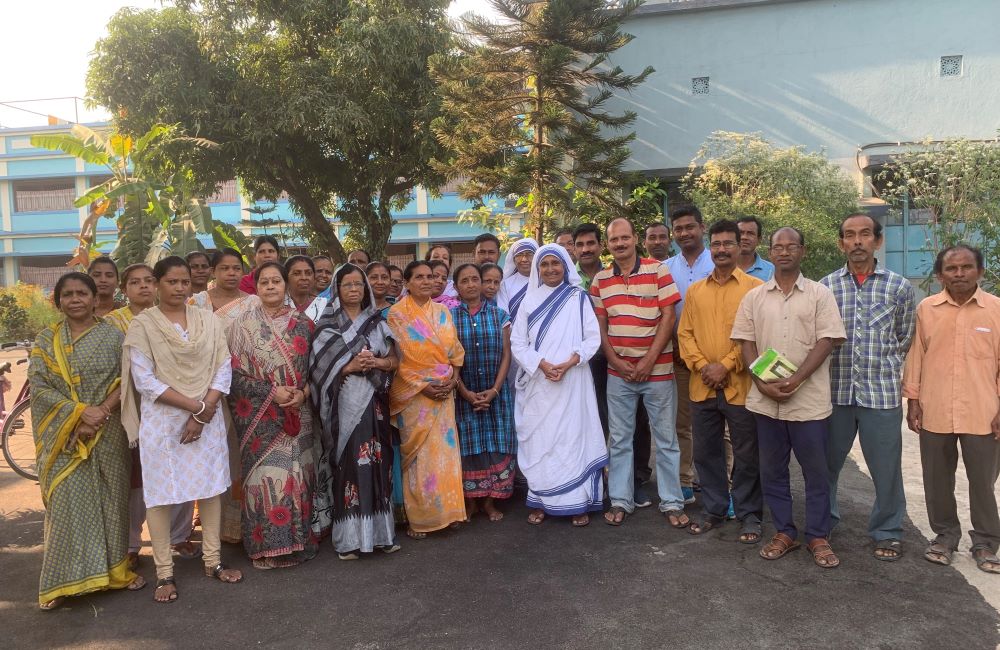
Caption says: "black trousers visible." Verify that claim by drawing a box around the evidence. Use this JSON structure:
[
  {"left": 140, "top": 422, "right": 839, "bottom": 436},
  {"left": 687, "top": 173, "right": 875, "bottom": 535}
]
[{"left": 691, "top": 393, "right": 762, "bottom": 522}]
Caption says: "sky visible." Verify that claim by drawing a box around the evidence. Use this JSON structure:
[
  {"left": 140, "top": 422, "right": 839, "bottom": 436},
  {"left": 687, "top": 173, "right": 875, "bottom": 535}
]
[{"left": 0, "top": 0, "right": 497, "bottom": 129}]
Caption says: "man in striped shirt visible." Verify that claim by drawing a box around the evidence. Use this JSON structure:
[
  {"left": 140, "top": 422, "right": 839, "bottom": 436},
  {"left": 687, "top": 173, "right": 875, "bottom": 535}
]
[{"left": 591, "top": 218, "right": 686, "bottom": 527}]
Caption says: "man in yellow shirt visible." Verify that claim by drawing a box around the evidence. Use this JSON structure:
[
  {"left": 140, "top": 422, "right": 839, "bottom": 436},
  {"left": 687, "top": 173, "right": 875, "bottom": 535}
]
[
  {"left": 903, "top": 244, "right": 1000, "bottom": 574},
  {"left": 678, "top": 220, "right": 764, "bottom": 542}
]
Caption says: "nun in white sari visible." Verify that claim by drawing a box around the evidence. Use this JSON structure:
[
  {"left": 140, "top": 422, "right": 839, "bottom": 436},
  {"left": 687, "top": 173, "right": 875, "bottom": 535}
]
[
  {"left": 511, "top": 244, "right": 608, "bottom": 527},
  {"left": 496, "top": 237, "right": 538, "bottom": 322}
]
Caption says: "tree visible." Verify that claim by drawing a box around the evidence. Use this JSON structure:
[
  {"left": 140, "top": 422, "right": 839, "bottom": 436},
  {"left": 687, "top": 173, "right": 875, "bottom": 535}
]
[
  {"left": 431, "top": 0, "right": 653, "bottom": 242},
  {"left": 878, "top": 138, "right": 1000, "bottom": 292},
  {"left": 30, "top": 123, "right": 250, "bottom": 268},
  {"left": 87, "top": 0, "right": 451, "bottom": 261},
  {"left": 682, "top": 132, "right": 862, "bottom": 279}
]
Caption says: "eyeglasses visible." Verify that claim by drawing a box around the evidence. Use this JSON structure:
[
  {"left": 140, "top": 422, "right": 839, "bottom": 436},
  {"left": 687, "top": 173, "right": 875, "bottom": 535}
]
[
  {"left": 709, "top": 241, "right": 739, "bottom": 250},
  {"left": 340, "top": 281, "right": 365, "bottom": 289},
  {"left": 770, "top": 244, "right": 802, "bottom": 254}
]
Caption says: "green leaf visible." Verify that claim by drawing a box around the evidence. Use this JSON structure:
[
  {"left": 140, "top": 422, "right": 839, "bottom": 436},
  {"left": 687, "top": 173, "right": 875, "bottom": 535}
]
[
  {"left": 30, "top": 133, "right": 110, "bottom": 166},
  {"left": 185, "top": 199, "right": 214, "bottom": 234}
]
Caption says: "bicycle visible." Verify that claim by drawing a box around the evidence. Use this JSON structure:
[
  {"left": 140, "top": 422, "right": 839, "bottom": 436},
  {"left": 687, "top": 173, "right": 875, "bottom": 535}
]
[{"left": 1, "top": 341, "right": 36, "bottom": 481}]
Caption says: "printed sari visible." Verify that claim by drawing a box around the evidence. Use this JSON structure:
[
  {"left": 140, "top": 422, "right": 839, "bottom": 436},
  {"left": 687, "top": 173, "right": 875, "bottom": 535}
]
[
  {"left": 228, "top": 305, "right": 318, "bottom": 564},
  {"left": 387, "top": 295, "right": 467, "bottom": 532},
  {"left": 309, "top": 264, "right": 396, "bottom": 553},
  {"left": 29, "top": 320, "right": 137, "bottom": 605},
  {"left": 189, "top": 290, "right": 260, "bottom": 542}
]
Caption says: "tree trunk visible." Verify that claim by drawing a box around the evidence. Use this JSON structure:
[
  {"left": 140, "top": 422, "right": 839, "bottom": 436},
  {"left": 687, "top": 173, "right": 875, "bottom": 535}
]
[
  {"left": 532, "top": 77, "right": 545, "bottom": 244},
  {"left": 278, "top": 167, "right": 346, "bottom": 262}
]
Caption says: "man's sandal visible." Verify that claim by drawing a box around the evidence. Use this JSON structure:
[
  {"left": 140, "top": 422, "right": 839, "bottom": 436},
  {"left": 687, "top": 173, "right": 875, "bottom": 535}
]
[
  {"left": 205, "top": 562, "right": 243, "bottom": 583},
  {"left": 924, "top": 543, "right": 952, "bottom": 566},
  {"left": 739, "top": 521, "right": 763, "bottom": 545},
  {"left": 972, "top": 546, "right": 1000, "bottom": 574},
  {"left": 664, "top": 509, "right": 690, "bottom": 529},
  {"left": 760, "top": 532, "right": 800, "bottom": 560},
  {"left": 688, "top": 515, "right": 723, "bottom": 535},
  {"left": 873, "top": 539, "right": 903, "bottom": 562},
  {"left": 807, "top": 538, "right": 840, "bottom": 568},
  {"left": 154, "top": 578, "right": 178, "bottom": 603},
  {"left": 604, "top": 506, "right": 626, "bottom": 526}
]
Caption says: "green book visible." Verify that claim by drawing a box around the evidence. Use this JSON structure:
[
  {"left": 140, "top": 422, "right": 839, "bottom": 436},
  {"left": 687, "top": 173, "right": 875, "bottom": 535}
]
[{"left": 750, "top": 348, "right": 798, "bottom": 381}]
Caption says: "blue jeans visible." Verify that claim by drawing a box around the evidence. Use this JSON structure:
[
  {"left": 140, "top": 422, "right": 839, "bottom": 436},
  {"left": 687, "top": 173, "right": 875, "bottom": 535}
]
[
  {"left": 607, "top": 375, "right": 683, "bottom": 512},
  {"left": 828, "top": 405, "right": 906, "bottom": 541}
]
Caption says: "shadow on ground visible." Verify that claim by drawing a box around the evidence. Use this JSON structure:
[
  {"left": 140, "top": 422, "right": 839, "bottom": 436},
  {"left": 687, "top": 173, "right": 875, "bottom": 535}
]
[{"left": 0, "top": 457, "right": 997, "bottom": 650}]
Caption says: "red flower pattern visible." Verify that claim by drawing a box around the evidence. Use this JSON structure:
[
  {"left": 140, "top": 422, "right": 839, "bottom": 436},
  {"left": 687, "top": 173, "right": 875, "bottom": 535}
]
[
  {"left": 282, "top": 475, "right": 297, "bottom": 498},
  {"left": 234, "top": 397, "right": 253, "bottom": 419},
  {"left": 292, "top": 335, "right": 308, "bottom": 355},
  {"left": 262, "top": 403, "right": 278, "bottom": 421},
  {"left": 283, "top": 408, "right": 301, "bottom": 437},
  {"left": 251, "top": 524, "right": 264, "bottom": 544},
  {"left": 267, "top": 505, "right": 292, "bottom": 527},
  {"left": 250, "top": 437, "right": 262, "bottom": 454}
]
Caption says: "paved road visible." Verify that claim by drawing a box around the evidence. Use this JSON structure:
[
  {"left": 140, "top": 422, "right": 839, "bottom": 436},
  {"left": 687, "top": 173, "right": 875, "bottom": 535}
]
[
  {"left": 1, "top": 347, "right": 998, "bottom": 649},
  {"left": 1, "top": 453, "right": 998, "bottom": 649}
]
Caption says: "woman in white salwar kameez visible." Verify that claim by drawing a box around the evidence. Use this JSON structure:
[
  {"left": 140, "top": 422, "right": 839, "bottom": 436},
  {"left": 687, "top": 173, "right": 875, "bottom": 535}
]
[
  {"left": 511, "top": 244, "right": 608, "bottom": 527},
  {"left": 122, "top": 256, "right": 243, "bottom": 604}
]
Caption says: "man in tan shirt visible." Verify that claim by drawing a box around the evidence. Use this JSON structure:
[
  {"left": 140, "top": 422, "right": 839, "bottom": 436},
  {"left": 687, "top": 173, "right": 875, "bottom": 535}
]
[
  {"left": 903, "top": 244, "right": 1000, "bottom": 574},
  {"left": 731, "top": 227, "right": 846, "bottom": 569},
  {"left": 679, "top": 220, "right": 764, "bottom": 541}
]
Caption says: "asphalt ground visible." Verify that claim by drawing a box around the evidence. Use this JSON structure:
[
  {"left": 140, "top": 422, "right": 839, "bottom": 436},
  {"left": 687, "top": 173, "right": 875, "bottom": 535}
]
[{"left": 1, "top": 452, "right": 998, "bottom": 650}]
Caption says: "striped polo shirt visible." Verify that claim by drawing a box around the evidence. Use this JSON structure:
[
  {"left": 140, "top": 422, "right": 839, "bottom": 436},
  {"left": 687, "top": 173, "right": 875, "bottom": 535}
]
[{"left": 590, "top": 257, "right": 681, "bottom": 381}]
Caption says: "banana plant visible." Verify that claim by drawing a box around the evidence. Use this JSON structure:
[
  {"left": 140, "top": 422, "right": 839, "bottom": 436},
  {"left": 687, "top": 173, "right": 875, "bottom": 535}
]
[{"left": 30, "top": 123, "right": 250, "bottom": 268}]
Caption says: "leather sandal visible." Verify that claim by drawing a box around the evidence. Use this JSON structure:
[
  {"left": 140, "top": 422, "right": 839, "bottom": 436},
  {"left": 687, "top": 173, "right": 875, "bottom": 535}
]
[
  {"left": 807, "top": 538, "right": 840, "bottom": 568},
  {"left": 154, "top": 577, "right": 178, "bottom": 603},
  {"left": 924, "top": 543, "right": 952, "bottom": 566},
  {"left": 760, "top": 532, "right": 800, "bottom": 560},
  {"left": 205, "top": 562, "right": 243, "bottom": 583}
]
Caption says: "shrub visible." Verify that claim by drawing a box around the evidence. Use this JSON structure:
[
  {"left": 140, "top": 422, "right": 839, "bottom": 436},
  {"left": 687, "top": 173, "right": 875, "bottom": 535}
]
[{"left": 0, "top": 284, "right": 61, "bottom": 341}]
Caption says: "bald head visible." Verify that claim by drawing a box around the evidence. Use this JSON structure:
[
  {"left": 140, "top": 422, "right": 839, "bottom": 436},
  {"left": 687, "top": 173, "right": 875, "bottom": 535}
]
[{"left": 606, "top": 217, "right": 636, "bottom": 238}]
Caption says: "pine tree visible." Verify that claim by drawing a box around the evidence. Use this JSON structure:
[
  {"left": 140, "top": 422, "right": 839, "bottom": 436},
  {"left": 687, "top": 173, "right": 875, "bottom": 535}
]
[{"left": 431, "top": 0, "right": 653, "bottom": 241}]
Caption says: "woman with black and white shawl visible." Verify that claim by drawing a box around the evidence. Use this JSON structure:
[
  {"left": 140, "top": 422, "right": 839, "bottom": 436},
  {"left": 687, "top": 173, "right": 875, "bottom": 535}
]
[{"left": 309, "top": 264, "right": 400, "bottom": 560}]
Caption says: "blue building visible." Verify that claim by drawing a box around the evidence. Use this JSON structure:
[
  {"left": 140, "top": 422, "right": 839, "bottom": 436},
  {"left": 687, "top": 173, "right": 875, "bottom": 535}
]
[{"left": 0, "top": 122, "right": 507, "bottom": 288}]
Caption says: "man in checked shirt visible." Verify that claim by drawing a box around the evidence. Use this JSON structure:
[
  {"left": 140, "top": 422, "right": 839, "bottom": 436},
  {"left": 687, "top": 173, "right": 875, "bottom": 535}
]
[{"left": 820, "top": 214, "right": 915, "bottom": 562}]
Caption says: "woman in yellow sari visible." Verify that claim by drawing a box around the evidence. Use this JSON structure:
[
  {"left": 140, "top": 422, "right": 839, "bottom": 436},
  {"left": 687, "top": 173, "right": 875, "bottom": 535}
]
[
  {"left": 29, "top": 272, "right": 145, "bottom": 610},
  {"left": 386, "top": 261, "right": 466, "bottom": 539}
]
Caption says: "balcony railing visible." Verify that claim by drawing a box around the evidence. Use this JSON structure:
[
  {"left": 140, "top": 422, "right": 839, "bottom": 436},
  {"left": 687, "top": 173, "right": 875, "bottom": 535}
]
[{"left": 14, "top": 187, "right": 76, "bottom": 213}]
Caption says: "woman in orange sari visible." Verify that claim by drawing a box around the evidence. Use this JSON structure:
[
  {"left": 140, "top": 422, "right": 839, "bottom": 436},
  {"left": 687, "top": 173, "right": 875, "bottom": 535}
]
[{"left": 386, "top": 261, "right": 466, "bottom": 539}]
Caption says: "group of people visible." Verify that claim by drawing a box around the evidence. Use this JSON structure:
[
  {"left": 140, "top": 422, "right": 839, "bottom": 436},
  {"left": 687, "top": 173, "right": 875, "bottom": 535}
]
[{"left": 27, "top": 209, "right": 1000, "bottom": 611}]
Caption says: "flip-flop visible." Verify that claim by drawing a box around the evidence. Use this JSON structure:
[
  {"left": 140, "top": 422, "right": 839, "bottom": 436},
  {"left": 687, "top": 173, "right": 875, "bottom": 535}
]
[
  {"left": 664, "top": 509, "right": 690, "bottom": 529},
  {"left": 126, "top": 575, "right": 147, "bottom": 591},
  {"left": 874, "top": 539, "right": 903, "bottom": 562},
  {"left": 527, "top": 511, "right": 546, "bottom": 525},
  {"left": 571, "top": 514, "right": 590, "bottom": 527}
]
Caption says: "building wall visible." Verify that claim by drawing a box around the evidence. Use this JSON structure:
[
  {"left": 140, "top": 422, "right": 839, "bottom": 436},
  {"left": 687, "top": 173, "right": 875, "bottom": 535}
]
[
  {"left": 0, "top": 123, "right": 500, "bottom": 287},
  {"left": 612, "top": 0, "right": 1000, "bottom": 178}
]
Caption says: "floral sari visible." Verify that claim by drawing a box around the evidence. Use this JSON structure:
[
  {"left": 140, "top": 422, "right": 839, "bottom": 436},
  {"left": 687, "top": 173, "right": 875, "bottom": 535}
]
[
  {"left": 29, "top": 320, "right": 137, "bottom": 605},
  {"left": 386, "top": 295, "right": 466, "bottom": 532},
  {"left": 189, "top": 290, "right": 260, "bottom": 542},
  {"left": 228, "top": 305, "right": 318, "bottom": 563}
]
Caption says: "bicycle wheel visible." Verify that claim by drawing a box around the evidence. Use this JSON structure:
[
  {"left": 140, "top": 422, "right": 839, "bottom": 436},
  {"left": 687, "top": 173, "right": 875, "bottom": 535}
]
[{"left": 2, "top": 400, "right": 38, "bottom": 481}]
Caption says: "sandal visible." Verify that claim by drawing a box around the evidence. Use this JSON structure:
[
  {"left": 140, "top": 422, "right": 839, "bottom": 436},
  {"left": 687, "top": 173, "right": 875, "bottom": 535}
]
[
  {"left": 807, "top": 538, "right": 840, "bottom": 569},
  {"left": 39, "top": 596, "right": 65, "bottom": 611},
  {"left": 760, "top": 532, "right": 801, "bottom": 560},
  {"left": 338, "top": 551, "right": 360, "bottom": 561},
  {"left": 378, "top": 544, "right": 401, "bottom": 554},
  {"left": 664, "top": 509, "right": 690, "bottom": 529},
  {"left": 126, "top": 575, "right": 147, "bottom": 591},
  {"left": 924, "top": 542, "right": 952, "bottom": 566},
  {"left": 406, "top": 528, "right": 427, "bottom": 539},
  {"left": 527, "top": 510, "right": 546, "bottom": 525},
  {"left": 873, "top": 539, "right": 903, "bottom": 562},
  {"left": 604, "top": 506, "right": 626, "bottom": 527},
  {"left": 154, "top": 578, "right": 178, "bottom": 603},
  {"left": 571, "top": 514, "right": 590, "bottom": 527},
  {"left": 972, "top": 546, "right": 1000, "bottom": 574},
  {"left": 688, "top": 516, "right": 723, "bottom": 535},
  {"left": 739, "top": 521, "right": 763, "bottom": 545},
  {"left": 205, "top": 562, "right": 243, "bottom": 583}
]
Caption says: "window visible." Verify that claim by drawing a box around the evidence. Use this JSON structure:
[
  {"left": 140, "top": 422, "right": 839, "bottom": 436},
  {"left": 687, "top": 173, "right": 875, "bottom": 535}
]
[
  {"left": 12, "top": 179, "right": 76, "bottom": 213},
  {"left": 692, "top": 77, "right": 710, "bottom": 95},
  {"left": 206, "top": 179, "right": 238, "bottom": 204},
  {"left": 940, "top": 55, "right": 963, "bottom": 77}
]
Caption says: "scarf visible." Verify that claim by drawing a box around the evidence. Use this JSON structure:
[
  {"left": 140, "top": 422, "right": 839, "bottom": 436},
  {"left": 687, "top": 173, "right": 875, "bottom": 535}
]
[{"left": 121, "top": 304, "right": 229, "bottom": 446}]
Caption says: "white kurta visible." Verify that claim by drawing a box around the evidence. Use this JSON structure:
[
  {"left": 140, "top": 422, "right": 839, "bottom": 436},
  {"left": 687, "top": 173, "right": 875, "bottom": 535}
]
[
  {"left": 130, "top": 323, "right": 232, "bottom": 508},
  {"left": 511, "top": 285, "right": 607, "bottom": 516}
]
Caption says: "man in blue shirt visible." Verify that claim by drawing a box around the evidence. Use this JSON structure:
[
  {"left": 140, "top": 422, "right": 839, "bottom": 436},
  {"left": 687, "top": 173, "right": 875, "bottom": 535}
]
[
  {"left": 737, "top": 216, "right": 775, "bottom": 282},
  {"left": 820, "top": 213, "right": 915, "bottom": 562},
  {"left": 666, "top": 205, "right": 715, "bottom": 504}
]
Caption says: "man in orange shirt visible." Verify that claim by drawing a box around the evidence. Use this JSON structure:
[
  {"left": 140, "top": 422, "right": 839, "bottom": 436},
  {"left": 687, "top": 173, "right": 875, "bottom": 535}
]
[{"left": 903, "top": 244, "right": 1000, "bottom": 574}]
